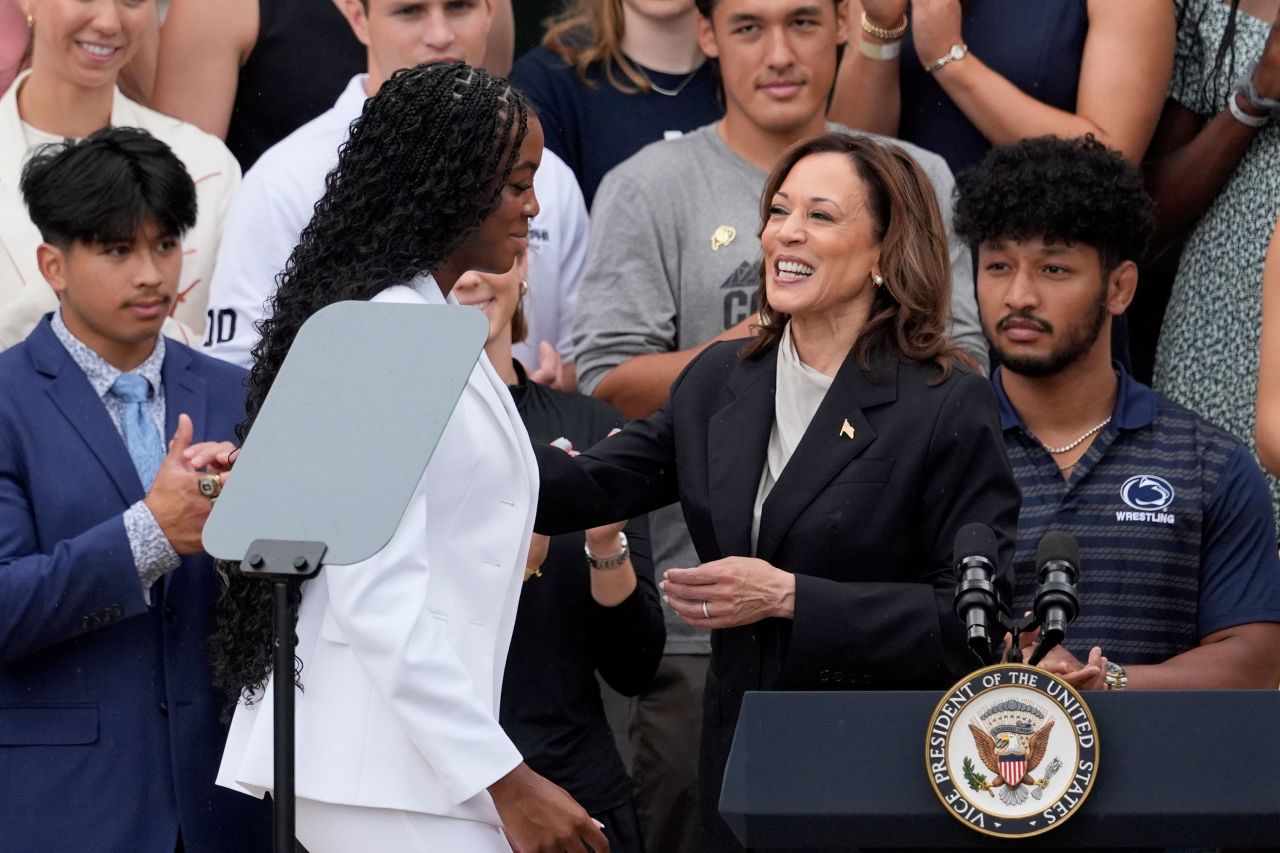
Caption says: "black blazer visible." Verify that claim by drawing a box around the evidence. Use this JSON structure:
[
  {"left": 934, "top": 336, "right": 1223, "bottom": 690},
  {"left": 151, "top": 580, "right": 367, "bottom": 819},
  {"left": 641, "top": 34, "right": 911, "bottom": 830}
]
[{"left": 535, "top": 339, "right": 1020, "bottom": 852}]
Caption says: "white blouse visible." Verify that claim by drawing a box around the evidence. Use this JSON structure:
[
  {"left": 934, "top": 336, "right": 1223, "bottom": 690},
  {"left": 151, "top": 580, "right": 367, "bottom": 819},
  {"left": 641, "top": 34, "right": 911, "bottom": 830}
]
[{"left": 751, "top": 323, "right": 835, "bottom": 553}]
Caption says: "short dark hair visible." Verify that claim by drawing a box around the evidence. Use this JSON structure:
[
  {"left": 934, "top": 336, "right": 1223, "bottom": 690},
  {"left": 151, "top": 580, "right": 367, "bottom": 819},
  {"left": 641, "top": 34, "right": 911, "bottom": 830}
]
[
  {"left": 953, "top": 135, "right": 1153, "bottom": 272},
  {"left": 695, "top": 0, "right": 841, "bottom": 18},
  {"left": 20, "top": 126, "right": 197, "bottom": 251}
]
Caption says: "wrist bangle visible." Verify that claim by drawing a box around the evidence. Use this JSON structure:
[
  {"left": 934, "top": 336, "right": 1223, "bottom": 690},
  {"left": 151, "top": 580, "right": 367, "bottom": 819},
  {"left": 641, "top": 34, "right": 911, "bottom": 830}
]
[
  {"left": 926, "top": 43, "right": 969, "bottom": 74},
  {"left": 585, "top": 532, "right": 629, "bottom": 570},
  {"left": 860, "top": 10, "right": 908, "bottom": 41},
  {"left": 859, "top": 37, "right": 902, "bottom": 61},
  {"left": 1237, "top": 72, "right": 1280, "bottom": 113},
  {"left": 1228, "top": 91, "right": 1269, "bottom": 128}
]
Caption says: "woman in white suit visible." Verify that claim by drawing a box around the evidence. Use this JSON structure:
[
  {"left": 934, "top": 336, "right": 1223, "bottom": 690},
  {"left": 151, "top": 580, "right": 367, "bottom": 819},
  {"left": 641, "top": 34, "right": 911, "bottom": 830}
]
[{"left": 213, "top": 62, "right": 609, "bottom": 853}]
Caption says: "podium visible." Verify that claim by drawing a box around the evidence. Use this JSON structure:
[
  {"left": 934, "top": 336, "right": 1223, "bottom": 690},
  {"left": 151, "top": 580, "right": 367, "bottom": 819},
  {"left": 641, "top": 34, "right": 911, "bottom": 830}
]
[{"left": 721, "top": 689, "right": 1280, "bottom": 849}]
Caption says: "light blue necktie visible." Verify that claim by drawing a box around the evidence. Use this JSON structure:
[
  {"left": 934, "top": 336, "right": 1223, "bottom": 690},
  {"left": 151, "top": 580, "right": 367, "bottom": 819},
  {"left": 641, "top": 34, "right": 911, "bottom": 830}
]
[{"left": 110, "top": 374, "right": 165, "bottom": 488}]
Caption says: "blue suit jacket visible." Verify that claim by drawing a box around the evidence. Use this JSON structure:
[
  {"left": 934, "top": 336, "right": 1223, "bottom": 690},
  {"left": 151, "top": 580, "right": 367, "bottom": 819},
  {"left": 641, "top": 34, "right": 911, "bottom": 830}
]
[{"left": 0, "top": 319, "right": 270, "bottom": 853}]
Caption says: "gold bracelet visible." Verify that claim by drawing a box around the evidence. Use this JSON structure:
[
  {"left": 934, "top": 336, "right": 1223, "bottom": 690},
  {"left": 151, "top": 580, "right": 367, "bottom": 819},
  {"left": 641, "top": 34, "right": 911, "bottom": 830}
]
[{"left": 860, "top": 10, "right": 908, "bottom": 41}]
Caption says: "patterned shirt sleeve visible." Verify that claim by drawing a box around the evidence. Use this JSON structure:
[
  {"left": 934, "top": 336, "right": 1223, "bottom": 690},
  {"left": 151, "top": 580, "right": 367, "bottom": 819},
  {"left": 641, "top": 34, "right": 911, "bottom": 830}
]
[{"left": 123, "top": 500, "right": 181, "bottom": 600}]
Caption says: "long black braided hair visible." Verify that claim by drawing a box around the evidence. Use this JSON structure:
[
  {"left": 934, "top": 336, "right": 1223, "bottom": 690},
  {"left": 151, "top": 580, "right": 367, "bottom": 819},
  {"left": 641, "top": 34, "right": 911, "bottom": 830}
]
[{"left": 210, "top": 62, "right": 530, "bottom": 712}]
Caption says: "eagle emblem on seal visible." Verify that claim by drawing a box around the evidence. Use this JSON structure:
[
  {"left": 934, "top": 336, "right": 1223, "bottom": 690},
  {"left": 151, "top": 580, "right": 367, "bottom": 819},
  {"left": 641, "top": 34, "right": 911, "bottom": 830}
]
[{"left": 967, "top": 699, "right": 1061, "bottom": 806}]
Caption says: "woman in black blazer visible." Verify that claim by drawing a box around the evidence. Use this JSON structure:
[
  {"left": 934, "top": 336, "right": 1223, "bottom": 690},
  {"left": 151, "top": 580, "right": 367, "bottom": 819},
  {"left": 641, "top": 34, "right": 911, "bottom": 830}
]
[{"left": 536, "top": 133, "right": 1021, "bottom": 852}]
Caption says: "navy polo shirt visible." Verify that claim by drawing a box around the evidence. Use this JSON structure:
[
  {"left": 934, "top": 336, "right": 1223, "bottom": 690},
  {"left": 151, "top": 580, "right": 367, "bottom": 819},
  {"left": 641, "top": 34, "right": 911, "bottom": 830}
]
[{"left": 993, "top": 366, "right": 1280, "bottom": 665}]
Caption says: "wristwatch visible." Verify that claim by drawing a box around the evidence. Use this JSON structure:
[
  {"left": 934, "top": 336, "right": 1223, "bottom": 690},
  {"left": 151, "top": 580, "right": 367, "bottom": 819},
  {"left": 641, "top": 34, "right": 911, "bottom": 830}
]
[
  {"left": 585, "top": 532, "right": 629, "bottom": 570},
  {"left": 927, "top": 43, "right": 969, "bottom": 75},
  {"left": 1103, "top": 661, "right": 1128, "bottom": 691}
]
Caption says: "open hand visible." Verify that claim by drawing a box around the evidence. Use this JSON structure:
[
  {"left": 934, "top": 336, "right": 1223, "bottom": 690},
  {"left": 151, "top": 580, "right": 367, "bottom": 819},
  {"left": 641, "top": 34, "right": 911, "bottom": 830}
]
[
  {"left": 1019, "top": 627, "right": 1107, "bottom": 690},
  {"left": 661, "top": 556, "right": 795, "bottom": 629}
]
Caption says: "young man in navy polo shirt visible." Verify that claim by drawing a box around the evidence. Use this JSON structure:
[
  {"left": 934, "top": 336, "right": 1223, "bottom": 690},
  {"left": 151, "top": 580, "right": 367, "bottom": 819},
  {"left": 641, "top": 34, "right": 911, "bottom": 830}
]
[{"left": 955, "top": 135, "right": 1280, "bottom": 690}]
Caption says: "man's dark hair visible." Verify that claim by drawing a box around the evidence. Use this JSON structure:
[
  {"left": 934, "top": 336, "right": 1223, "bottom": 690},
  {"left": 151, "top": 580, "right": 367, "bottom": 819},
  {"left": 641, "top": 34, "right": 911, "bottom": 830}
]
[
  {"left": 695, "top": 0, "right": 841, "bottom": 20},
  {"left": 20, "top": 126, "right": 197, "bottom": 251},
  {"left": 953, "top": 135, "right": 1154, "bottom": 272}
]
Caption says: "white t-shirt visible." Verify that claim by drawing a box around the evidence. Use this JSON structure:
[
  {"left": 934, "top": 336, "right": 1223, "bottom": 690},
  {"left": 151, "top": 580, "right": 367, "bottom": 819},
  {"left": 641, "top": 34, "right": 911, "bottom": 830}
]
[{"left": 203, "top": 74, "right": 589, "bottom": 371}]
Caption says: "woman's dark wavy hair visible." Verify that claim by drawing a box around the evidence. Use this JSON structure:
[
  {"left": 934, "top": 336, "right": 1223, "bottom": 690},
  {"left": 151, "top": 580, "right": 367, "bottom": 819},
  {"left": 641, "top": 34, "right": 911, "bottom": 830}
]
[
  {"left": 742, "top": 133, "right": 970, "bottom": 380},
  {"left": 210, "top": 61, "right": 530, "bottom": 714}
]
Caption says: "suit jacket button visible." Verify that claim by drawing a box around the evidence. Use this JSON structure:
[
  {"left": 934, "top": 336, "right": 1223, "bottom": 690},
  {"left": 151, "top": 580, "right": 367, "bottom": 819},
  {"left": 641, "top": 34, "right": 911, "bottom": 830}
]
[
  {"left": 159, "top": 701, "right": 169, "bottom": 715},
  {"left": 164, "top": 606, "right": 176, "bottom": 623},
  {"left": 818, "top": 669, "right": 830, "bottom": 682}
]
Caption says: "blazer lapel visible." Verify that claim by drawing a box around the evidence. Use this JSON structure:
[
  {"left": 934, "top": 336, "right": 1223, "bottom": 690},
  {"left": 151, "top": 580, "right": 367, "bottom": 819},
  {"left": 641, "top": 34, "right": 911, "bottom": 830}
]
[
  {"left": 707, "top": 348, "right": 777, "bottom": 558},
  {"left": 754, "top": 353, "right": 899, "bottom": 562},
  {"left": 30, "top": 322, "right": 143, "bottom": 504},
  {"left": 161, "top": 342, "right": 208, "bottom": 444}
]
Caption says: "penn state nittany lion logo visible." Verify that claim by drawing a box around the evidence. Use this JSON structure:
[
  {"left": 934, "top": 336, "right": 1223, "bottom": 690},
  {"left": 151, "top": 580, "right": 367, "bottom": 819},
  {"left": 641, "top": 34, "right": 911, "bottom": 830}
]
[{"left": 926, "top": 664, "right": 1099, "bottom": 839}]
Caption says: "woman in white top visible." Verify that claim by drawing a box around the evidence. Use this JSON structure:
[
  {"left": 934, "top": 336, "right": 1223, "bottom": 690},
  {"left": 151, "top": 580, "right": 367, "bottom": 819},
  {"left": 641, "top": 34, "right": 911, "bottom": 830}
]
[
  {"left": 0, "top": 0, "right": 239, "bottom": 352},
  {"left": 212, "top": 62, "right": 610, "bottom": 853}
]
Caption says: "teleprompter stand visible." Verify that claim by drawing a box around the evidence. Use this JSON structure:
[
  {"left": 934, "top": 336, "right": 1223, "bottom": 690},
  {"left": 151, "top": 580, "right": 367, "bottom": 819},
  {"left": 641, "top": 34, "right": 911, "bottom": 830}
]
[{"left": 204, "top": 299, "right": 489, "bottom": 853}]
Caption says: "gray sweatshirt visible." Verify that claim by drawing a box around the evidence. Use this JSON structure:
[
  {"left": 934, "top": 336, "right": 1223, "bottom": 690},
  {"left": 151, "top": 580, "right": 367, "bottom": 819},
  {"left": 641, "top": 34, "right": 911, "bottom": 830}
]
[{"left": 573, "top": 122, "right": 983, "bottom": 655}]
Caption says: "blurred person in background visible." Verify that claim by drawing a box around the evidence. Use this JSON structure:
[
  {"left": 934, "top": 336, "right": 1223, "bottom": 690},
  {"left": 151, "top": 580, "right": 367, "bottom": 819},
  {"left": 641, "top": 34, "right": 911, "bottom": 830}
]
[
  {"left": 151, "top": 0, "right": 513, "bottom": 171},
  {"left": 831, "top": 0, "right": 1173, "bottom": 174},
  {"left": 200, "top": 0, "right": 589, "bottom": 389},
  {"left": 1145, "top": 0, "right": 1280, "bottom": 528},
  {"left": 0, "top": 0, "right": 239, "bottom": 351},
  {"left": 510, "top": 0, "right": 723, "bottom": 208}
]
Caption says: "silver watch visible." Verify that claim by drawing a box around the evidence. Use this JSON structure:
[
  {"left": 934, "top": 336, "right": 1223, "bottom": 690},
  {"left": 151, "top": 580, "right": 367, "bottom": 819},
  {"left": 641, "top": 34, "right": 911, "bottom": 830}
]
[
  {"left": 585, "top": 532, "right": 629, "bottom": 570},
  {"left": 927, "top": 43, "right": 969, "bottom": 75}
]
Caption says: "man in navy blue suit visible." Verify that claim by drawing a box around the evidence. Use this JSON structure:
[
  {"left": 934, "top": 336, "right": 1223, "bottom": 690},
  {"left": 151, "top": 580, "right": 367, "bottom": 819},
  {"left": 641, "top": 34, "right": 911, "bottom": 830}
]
[{"left": 0, "top": 127, "right": 269, "bottom": 852}]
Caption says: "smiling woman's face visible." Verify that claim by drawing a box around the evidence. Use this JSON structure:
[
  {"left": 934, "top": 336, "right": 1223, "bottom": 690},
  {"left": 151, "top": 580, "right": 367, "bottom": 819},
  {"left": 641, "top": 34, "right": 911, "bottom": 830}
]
[
  {"left": 451, "top": 249, "right": 527, "bottom": 346},
  {"left": 760, "top": 151, "right": 882, "bottom": 325},
  {"left": 440, "top": 114, "right": 543, "bottom": 288},
  {"left": 26, "top": 0, "right": 154, "bottom": 91}
]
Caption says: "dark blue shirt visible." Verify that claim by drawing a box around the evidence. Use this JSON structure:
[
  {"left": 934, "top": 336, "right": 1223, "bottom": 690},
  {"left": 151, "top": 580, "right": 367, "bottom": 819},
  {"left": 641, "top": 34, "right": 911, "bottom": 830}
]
[
  {"left": 899, "top": 0, "right": 1087, "bottom": 176},
  {"left": 510, "top": 44, "right": 723, "bottom": 208},
  {"left": 993, "top": 367, "right": 1280, "bottom": 665}
]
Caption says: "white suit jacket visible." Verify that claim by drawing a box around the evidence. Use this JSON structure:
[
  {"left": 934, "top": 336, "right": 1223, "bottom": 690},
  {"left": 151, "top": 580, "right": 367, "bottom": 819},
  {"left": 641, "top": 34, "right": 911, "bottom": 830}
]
[
  {"left": 0, "top": 71, "right": 241, "bottom": 351},
  {"left": 218, "top": 278, "right": 536, "bottom": 823}
]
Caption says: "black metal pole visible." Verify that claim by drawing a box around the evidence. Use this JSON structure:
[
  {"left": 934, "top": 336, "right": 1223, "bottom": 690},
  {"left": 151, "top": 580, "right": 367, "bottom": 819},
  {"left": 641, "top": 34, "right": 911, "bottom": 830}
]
[{"left": 272, "top": 578, "right": 295, "bottom": 853}]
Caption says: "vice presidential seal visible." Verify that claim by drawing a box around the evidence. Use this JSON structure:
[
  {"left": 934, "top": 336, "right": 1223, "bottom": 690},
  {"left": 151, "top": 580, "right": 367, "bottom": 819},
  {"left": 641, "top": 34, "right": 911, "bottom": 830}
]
[{"left": 924, "top": 663, "right": 1099, "bottom": 838}]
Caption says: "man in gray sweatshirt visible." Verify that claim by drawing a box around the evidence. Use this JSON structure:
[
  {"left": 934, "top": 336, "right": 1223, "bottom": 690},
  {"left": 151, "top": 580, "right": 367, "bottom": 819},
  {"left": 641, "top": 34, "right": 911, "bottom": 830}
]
[{"left": 571, "top": 0, "right": 986, "bottom": 850}]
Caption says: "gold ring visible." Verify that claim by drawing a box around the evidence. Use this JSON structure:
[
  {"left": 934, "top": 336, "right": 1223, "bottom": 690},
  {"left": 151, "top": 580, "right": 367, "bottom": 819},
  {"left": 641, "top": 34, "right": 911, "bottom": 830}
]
[
  {"left": 197, "top": 474, "right": 222, "bottom": 500},
  {"left": 702, "top": 600, "right": 710, "bottom": 619}
]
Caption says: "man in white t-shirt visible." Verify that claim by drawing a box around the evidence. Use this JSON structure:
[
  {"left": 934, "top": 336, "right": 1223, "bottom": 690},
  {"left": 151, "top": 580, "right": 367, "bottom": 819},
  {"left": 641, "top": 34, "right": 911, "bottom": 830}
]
[{"left": 203, "top": 0, "right": 588, "bottom": 386}]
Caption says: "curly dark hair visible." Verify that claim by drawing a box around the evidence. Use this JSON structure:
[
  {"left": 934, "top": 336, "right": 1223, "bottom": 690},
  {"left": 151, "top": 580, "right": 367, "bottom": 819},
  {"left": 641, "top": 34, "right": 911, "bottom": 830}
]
[
  {"left": 210, "top": 61, "right": 530, "bottom": 714},
  {"left": 953, "top": 135, "right": 1154, "bottom": 272},
  {"left": 743, "top": 133, "right": 970, "bottom": 380}
]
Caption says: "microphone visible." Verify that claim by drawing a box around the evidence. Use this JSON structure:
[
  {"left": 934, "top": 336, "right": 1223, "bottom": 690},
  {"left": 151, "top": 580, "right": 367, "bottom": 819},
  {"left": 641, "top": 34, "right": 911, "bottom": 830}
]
[
  {"left": 1028, "top": 532, "right": 1082, "bottom": 666},
  {"left": 952, "top": 522, "right": 1000, "bottom": 656}
]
